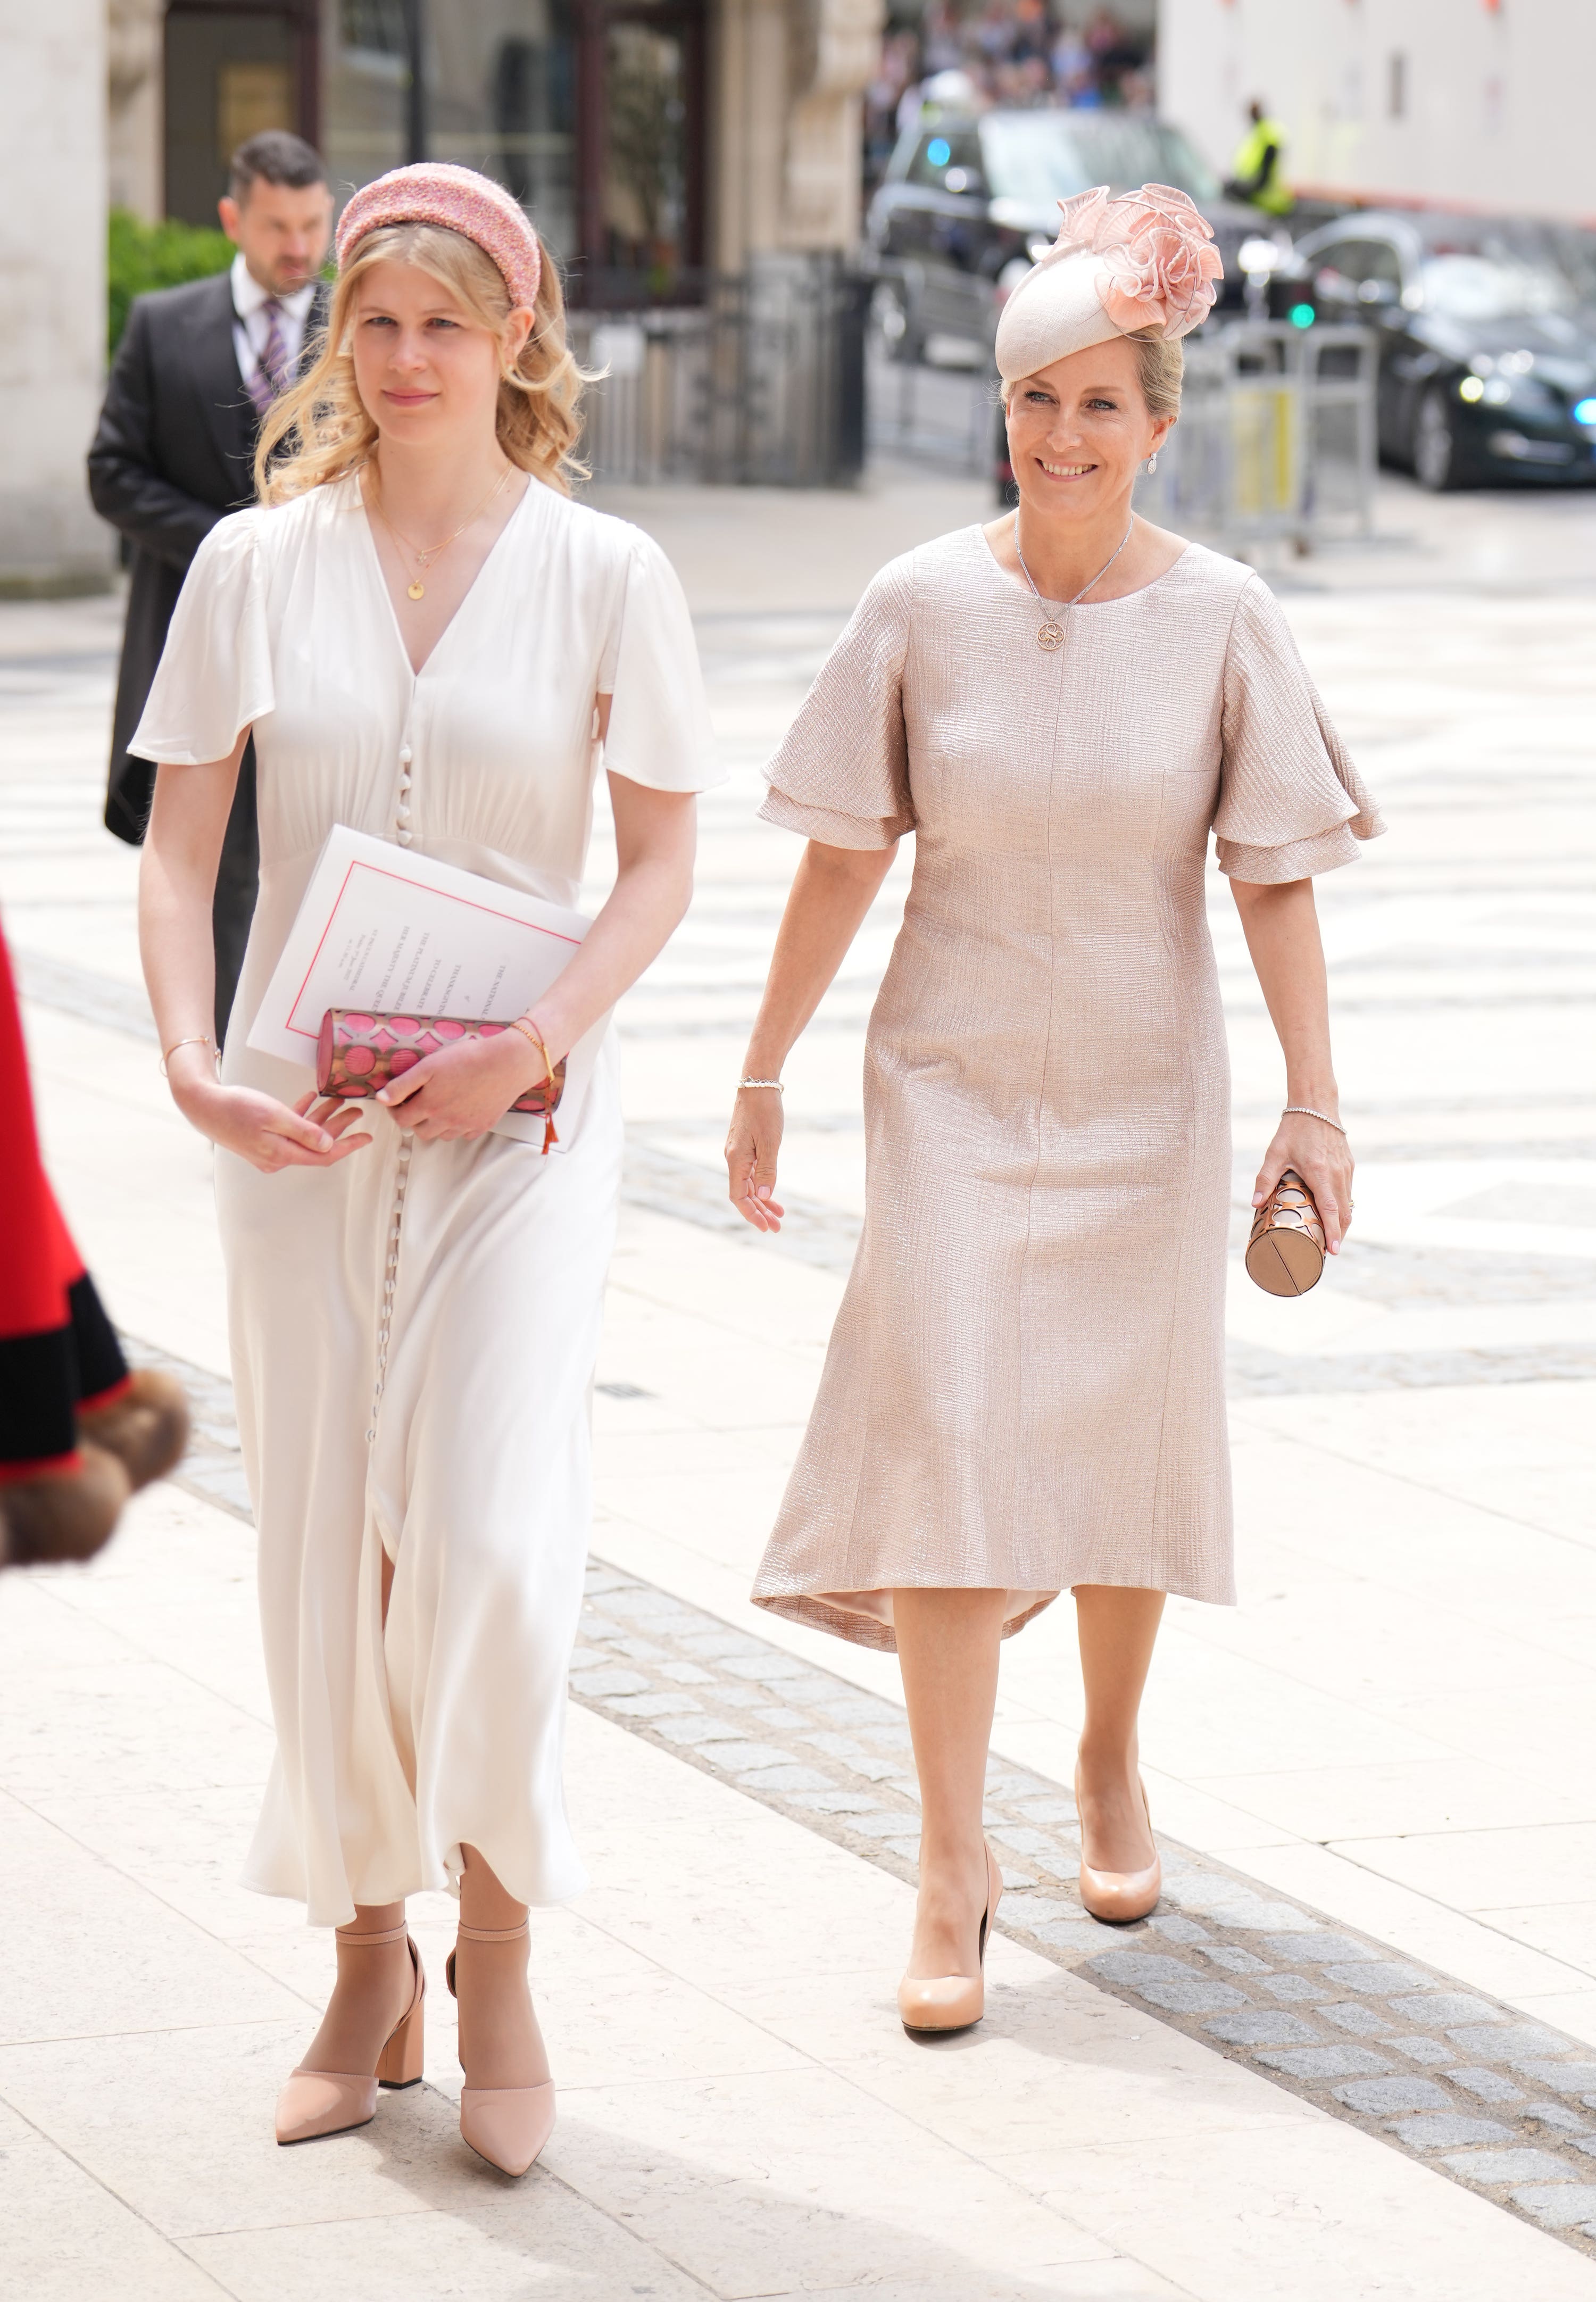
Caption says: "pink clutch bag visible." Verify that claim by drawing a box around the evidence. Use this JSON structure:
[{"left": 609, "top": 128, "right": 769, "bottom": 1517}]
[{"left": 317, "top": 1009, "right": 566, "bottom": 1144}]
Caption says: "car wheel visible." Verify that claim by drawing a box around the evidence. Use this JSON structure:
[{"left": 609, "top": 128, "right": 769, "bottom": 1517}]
[
  {"left": 870, "top": 279, "right": 920, "bottom": 365},
  {"left": 1413, "top": 386, "right": 1464, "bottom": 491}
]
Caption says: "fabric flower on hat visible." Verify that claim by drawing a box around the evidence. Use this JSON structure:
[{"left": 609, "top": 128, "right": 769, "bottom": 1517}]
[{"left": 1103, "top": 221, "right": 1223, "bottom": 337}]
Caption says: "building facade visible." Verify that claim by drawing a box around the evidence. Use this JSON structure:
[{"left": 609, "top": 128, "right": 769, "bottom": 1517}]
[
  {"left": 107, "top": 0, "right": 883, "bottom": 289},
  {"left": 1159, "top": 0, "right": 1596, "bottom": 225}
]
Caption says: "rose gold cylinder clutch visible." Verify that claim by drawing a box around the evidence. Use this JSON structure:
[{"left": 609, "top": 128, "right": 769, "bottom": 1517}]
[
  {"left": 1245, "top": 1169, "right": 1326, "bottom": 1297},
  {"left": 316, "top": 1010, "right": 565, "bottom": 1116}
]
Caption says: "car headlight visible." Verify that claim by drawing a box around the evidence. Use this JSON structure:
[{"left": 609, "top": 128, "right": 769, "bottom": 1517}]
[{"left": 1574, "top": 395, "right": 1596, "bottom": 427}]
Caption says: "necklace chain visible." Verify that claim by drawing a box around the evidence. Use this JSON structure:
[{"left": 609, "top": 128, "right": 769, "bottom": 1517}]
[
  {"left": 369, "top": 465, "right": 514, "bottom": 600},
  {"left": 1013, "top": 517, "right": 1135, "bottom": 652}
]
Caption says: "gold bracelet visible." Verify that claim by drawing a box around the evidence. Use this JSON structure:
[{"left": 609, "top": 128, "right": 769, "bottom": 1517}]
[
  {"left": 509, "top": 1013, "right": 555, "bottom": 1085},
  {"left": 161, "top": 1033, "right": 216, "bottom": 1077}
]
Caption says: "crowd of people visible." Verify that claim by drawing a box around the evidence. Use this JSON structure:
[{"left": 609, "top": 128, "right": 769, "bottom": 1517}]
[{"left": 865, "top": 3, "right": 1153, "bottom": 184}]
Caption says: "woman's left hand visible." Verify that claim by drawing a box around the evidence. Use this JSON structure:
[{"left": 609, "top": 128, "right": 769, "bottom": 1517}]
[
  {"left": 1253, "top": 1113, "right": 1354, "bottom": 1254},
  {"left": 376, "top": 1028, "right": 552, "bottom": 1143}
]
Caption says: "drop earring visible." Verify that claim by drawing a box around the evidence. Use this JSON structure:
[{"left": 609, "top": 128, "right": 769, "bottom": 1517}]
[{"left": 1144, "top": 451, "right": 1158, "bottom": 475}]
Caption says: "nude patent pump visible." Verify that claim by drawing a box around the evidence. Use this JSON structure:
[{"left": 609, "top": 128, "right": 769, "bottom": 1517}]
[
  {"left": 447, "top": 1920, "right": 555, "bottom": 2176},
  {"left": 1076, "top": 1769, "right": 1161, "bottom": 1925},
  {"left": 275, "top": 1922, "right": 425, "bottom": 2145},
  {"left": 898, "top": 1840, "right": 1003, "bottom": 2037}
]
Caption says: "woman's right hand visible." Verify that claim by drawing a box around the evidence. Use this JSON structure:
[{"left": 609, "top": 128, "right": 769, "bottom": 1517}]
[
  {"left": 725, "top": 1085, "right": 786, "bottom": 1234},
  {"left": 171, "top": 1054, "right": 373, "bottom": 1174}
]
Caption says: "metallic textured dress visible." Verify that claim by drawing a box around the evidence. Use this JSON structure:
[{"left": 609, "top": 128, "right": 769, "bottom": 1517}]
[{"left": 750, "top": 529, "right": 1382, "bottom": 1651}]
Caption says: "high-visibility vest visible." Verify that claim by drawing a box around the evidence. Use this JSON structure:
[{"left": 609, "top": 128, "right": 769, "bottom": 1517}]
[{"left": 1232, "top": 116, "right": 1293, "bottom": 214}]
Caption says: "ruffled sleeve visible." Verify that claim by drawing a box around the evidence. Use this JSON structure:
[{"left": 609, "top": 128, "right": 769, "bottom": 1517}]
[
  {"left": 127, "top": 512, "right": 274, "bottom": 765},
  {"left": 597, "top": 527, "right": 721, "bottom": 792},
  {"left": 760, "top": 558, "right": 915, "bottom": 849},
  {"left": 1213, "top": 576, "right": 1384, "bottom": 882}
]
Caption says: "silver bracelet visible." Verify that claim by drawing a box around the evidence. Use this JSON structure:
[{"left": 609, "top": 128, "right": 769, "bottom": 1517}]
[
  {"left": 737, "top": 1078, "right": 784, "bottom": 1093},
  {"left": 1283, "top": 1104, "right": 1346, "bottom": 1136}
]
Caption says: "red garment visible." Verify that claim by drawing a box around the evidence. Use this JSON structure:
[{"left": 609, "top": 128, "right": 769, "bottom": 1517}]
[{"left": 0, "top": 918, "right": 128, "bottom": 1477}]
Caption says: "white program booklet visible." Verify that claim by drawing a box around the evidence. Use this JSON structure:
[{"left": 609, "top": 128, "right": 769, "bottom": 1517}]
[{"left": 246, "top": 825, "right": 604, "bottom": 1148}]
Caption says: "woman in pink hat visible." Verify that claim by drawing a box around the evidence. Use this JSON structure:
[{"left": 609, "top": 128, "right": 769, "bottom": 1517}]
[
  {"left": 727, "top": 187, "right": 1382, "bottom": 2034},
  {"left": 135, "top": 164, "right": 720, "bottom": 2170}
]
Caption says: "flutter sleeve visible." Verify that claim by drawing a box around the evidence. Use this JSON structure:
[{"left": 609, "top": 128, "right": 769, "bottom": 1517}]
[
  {"left": 1213, "top": 576, "right": 1384, "bottom": 882},
  {"left": 127, "top": 512, "right": 273, "bottom": 766},
  {"left": 597, "top": 527, "right": 722, "bottom": 792},
  {"left": 760, "top": 558, "right": 915, "bottom": 849}
]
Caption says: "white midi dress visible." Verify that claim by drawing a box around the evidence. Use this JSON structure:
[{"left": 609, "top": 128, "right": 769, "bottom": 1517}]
[{"left": 131, "top": 474, "right": 718, "bottom": 1925}]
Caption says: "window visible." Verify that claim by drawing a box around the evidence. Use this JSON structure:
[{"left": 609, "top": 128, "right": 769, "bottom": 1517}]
[
  {"left": 340, "top": 0, "right": 406, "bottom": 59},
  {"left": 1313, "top": 238, "right": 1402, "bottom": 305},
  {"left": 907, "top": 129, "right": 985, "bottom": 192}
]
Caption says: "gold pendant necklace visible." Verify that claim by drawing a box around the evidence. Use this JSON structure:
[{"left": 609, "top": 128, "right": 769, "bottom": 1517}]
[
  {"left": 370, "top": 466, "right": 514, "bottom": 602},
  {"left": 1013, "top": 517, "right": 1134, "bottom": 652}
]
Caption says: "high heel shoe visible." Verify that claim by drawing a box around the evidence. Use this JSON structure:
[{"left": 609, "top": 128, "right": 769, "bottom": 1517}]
[
  {"left": 1075, "top": 1768, "right": 1161, "bottom": 1924},
  {"left": 276, "top": 1922, "right": 425, "bottom": 2146},
  {"left": 448, "top": 1920, "right": 555, "bottom": 2176},
  {"left": 898, "top": 1840, "right": 1003, "bottom": 2038}
]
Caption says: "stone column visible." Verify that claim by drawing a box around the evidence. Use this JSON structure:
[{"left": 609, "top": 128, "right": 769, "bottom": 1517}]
[
  {"left": 783, "top": 0, "right": 883, "bottom": 251},
  {"left": 107, "top": 0, "right": 165, "bottom": 221},
  {"left": 0, "top": 0, "right": 114, "bottom": 593}
]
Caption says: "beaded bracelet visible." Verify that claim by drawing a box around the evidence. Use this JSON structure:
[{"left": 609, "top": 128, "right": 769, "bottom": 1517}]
[
  {"left": 737, "top": 1078, "right": 784, "bottom": 1093},
  {"left": 509, "top": 1014, "right": 556, "bottom": 1085},
  {"left": 1283, "top": 1104, "right": 1346, "bottom": 1136}
]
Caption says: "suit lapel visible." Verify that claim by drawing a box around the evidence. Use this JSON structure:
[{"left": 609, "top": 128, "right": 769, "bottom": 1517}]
[
  {"left": 185, "top": 272, "right": 257, "bottom": 506},
  {"left": 301, "top": 281, "right": 331, "bottom": 377}
]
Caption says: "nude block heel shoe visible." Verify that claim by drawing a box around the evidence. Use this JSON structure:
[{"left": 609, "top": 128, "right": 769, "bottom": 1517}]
[
  {"left": 276, "top": 1922, "right": 426, "bottom": 2146},
  {"left": 1076, "top": 1769, "right": 1162, "bottom": 1925},
  {"left": 447, "top": 1920, "right": 555, "bottom": 2176},
  {"left": 898, "top": 1840, "right": 1003, "bottom": 2038}
]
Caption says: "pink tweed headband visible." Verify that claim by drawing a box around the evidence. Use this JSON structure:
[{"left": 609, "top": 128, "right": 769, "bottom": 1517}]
[{"left": 335, "top": 163, "right": 542, "bottom": 311}]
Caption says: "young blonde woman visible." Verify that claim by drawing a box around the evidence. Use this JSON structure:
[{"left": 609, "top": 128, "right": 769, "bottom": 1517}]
[
  {"left": 727, "top": 187, "right": 1381, "bottom": 2035},
  {"left": 136, "top": 165, "right": 718, "bottom": 2170}
]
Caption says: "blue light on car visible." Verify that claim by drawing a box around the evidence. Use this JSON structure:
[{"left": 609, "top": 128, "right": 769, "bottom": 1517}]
[
  {"left": 927, "top": 138, "right": 951, "bottom": 167},
  {"left": 1289, "top": 303, "right": 1315, "bottom": 329},
  {"left": 1575, "top": 397, "right": 1596, "bottom": 426}
]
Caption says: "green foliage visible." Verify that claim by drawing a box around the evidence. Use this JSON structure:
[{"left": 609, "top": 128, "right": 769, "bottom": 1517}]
[{"left": 107, "top": 209, "right": 234, "bottom": 358}]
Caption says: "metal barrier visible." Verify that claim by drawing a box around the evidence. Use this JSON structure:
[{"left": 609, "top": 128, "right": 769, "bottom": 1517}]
[
  {"left": 1135, "top": 323, "right": 1378, "bottom": 554},
  {"left": 568, "top": 257, "right": 870, "bottom": 488}
]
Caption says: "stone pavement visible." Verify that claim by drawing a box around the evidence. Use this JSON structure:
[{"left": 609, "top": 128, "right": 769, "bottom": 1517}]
[{"left": 3, "top": 466, "right": 1596, "bottom": 2296}]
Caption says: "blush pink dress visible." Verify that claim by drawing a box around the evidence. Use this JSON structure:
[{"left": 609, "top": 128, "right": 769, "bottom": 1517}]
[{"left": 750, "top": 529, "right": 1382, "bottom": 1652}]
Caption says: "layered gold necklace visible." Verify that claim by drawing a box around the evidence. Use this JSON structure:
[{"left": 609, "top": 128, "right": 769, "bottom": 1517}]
[{"left": 369, "top": 465, "right": 514, "bottom": 600}]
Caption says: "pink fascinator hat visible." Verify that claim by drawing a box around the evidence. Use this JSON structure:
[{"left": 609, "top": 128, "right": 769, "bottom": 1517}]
[
  {"left": 994, "top": 184, "right": 1223, "bottom": 384},
  {"left": 335, "top": 163, "right": 543, "bottom": 311}
]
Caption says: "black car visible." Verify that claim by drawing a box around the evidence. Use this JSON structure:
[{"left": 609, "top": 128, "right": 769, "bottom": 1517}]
[
  {"left": 1290, "top": 211, "right": 1596, "bottom": 488},
  {"left": 867, "top": 106, "right": 1277, "bottom": 365}
]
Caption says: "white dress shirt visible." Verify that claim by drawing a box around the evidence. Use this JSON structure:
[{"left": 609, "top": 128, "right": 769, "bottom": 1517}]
[{"left": 230, "top": 252, "right": 317, "bottom": 394}]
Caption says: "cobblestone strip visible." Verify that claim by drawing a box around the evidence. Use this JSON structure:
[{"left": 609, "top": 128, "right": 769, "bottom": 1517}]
[
  {"left": 117, "top": 1315, "right": 1596, "bottom": 2259},
  {"left": 566, "top": 1561, "right": 1596, "bottom": 2262}
]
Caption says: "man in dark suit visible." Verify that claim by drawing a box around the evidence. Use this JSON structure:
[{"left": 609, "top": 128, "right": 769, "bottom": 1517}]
[{"left": 88, "top": 131, "right": 333, "bottom": 1046}]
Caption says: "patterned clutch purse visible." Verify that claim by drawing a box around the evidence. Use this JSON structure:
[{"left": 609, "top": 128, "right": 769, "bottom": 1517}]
[
  {"left": 316, "top": 1010, "right": 566, "bottom": 1119},
  {"left": 1245, "top": 1169, "right": 1326, "bottom": 1297}
]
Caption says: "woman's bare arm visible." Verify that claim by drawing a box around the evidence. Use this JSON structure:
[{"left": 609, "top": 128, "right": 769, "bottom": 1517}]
[
  {"left": 725, "top": 838, "right": 897, "bottom": 1233},
  {"left": 1229, "top": 875, "right": 1353, "bottom": 1251},
  {"left": 141, "top": 746, "right": 371, "bottom": 1171}
]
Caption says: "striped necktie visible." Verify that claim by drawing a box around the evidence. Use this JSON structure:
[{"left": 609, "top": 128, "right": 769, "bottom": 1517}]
[{"left": 246, "top": 298, "right": 290, "bottom": 417}]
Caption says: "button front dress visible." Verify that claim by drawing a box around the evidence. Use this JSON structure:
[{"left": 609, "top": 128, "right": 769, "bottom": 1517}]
[
  {"left": 750, "top": 529, "right": 1382, "bottom": 1651},
  {"left": 131, "top": 474, "right": 718, "bottom": 1924}
]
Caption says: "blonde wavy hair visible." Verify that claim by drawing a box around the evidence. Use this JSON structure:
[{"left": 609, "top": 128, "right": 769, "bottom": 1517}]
[{"left": 256, "top": 221, "right": 587, "bottom": 502}]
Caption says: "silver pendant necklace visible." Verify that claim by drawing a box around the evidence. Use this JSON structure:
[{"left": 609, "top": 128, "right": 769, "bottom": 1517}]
[{"left": 1013, "top": 517, "right": 1135, "bottom": 652}]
